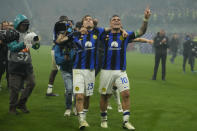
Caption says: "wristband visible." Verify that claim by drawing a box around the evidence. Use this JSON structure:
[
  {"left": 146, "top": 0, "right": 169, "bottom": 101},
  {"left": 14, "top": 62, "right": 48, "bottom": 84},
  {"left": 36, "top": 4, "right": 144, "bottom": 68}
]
[{"left": 143, "top": 18, "right": 148, "bottom": 22}]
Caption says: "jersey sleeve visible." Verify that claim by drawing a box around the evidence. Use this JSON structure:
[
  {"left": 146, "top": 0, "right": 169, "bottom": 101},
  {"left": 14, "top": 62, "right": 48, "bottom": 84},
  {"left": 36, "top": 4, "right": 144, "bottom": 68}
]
[{"left": 127, "top": 31, "right": 136, "bottom": 42}]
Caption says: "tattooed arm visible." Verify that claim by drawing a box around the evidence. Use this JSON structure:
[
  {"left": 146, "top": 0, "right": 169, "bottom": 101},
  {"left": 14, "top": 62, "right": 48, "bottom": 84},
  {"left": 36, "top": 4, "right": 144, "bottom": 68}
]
[{"left": 135, "top": 7, "right": 151, "bottom": 37}]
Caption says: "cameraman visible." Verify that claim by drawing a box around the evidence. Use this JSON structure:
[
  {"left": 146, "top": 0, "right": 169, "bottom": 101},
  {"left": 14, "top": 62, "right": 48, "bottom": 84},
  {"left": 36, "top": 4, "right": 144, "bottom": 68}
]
[
  {"left": 54, "top": 17, "right": 76, "bottom": 116},
  {"left": 7, "top": 14, "right": 40, "bottom": 114},
  {"left": 46, "top": 16, "right": 69, "bottom": 96},
  {"left": 0, "top": 21, "right": 14, "bottom": 90}
]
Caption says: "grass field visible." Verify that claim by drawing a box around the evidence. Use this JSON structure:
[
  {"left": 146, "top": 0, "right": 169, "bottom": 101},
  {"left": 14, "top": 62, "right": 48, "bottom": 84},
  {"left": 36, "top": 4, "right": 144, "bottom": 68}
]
[{"left": 0, "top": 45, "right": 197, "bottom": 131}]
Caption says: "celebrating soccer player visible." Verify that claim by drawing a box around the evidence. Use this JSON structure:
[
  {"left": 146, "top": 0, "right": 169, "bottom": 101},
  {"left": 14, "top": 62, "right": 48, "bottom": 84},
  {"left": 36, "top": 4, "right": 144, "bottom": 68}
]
[{"left": 99, "top": 7, "right": 151, "bottom": 130}]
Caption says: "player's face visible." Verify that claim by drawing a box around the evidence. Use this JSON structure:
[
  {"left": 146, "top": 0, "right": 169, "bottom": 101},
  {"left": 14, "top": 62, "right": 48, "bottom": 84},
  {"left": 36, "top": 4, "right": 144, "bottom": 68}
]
[
  {"left": 83, "top": 16, "right": 94, "bottom": 29},
  {"left": 1, "top": 22, "right": 9, "bottom": 30},
  {"left": 110, "top": 16, "right": 122, "bottom": 30},
  {"left": 160, "top": 30, "right": 165, "bottom": 36},
  {"left": 8, "top": 22, "right": 14, "bottom": 29}
]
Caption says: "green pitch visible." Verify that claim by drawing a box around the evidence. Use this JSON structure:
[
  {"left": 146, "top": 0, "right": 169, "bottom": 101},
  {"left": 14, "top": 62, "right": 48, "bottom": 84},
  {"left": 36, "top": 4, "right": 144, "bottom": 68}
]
[{"left": 0, "top": 45, "right": 197, "bottom": 131}]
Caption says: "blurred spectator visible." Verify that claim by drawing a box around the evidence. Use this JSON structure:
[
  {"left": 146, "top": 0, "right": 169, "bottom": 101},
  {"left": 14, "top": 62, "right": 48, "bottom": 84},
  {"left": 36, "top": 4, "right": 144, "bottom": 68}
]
[
  {"left": 183, "top": 35, "right": 195, "bottom": 73},
  {"left": 152, "top": 30, "right": 169, "bottom": 80},
  {"left": 170, "top": 33, "right": 180, "bottom": 63}
]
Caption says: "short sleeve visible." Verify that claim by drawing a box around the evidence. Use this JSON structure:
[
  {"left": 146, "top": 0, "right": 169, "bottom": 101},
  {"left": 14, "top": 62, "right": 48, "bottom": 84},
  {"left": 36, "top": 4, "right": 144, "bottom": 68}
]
[{"left": 127, "top": 31, "right": 136, "bottom": 42}]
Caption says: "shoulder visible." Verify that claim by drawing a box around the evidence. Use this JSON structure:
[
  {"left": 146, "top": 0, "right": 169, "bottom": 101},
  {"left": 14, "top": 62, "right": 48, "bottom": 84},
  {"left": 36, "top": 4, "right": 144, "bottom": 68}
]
[
  {"left": 127, "top": 31, "right": 134, "bottom": 35},
  {"left": 95, "top": 27, "right": 105, "bottom": 33},
  {"left": 126, "top": 30, "right": 135, "bottom": 39}
]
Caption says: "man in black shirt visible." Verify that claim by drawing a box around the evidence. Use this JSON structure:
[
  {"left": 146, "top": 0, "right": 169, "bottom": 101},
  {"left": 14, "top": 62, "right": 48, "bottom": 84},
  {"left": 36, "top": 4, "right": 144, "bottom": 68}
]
[
  {"left": 170, "top": 34, "right": 179, "bottom": 64},
  {"left": 152, "top": 30, "right": 169, "bottom": 80},
  {"left": 183, "top": 35, "right": 195, "bottom": 73}
]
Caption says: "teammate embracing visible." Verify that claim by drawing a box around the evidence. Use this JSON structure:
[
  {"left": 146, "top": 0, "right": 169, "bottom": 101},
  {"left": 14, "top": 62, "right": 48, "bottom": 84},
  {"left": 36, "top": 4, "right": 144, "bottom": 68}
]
[
  {"left": 73, "top": 15, "right": 127, "bottom": 129},
  {"left": 99, "top": 7, "right": 151, "bottom": 130}
]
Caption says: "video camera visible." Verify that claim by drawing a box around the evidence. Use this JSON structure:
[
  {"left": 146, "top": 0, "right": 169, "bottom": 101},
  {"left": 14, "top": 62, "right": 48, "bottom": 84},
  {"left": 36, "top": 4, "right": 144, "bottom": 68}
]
[
  {"left": 54, "top": 20, "right": 74, "bottom": 35},
  {"left": 24, "top": 32, "right": 40, "bottom": 48},
  {"left": 54, "top": 20, "right": 78, "bottom": 50},
  {"left": 0, "top": 29, "right": 19, "bottom": 44}
]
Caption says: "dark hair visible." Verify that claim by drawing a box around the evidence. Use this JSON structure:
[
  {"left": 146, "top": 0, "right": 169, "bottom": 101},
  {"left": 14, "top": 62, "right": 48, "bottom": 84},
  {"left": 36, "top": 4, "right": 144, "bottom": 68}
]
[
  {"left": 93, "top": 19, "right": 98, "bottom": 27},
  {"left": 1, "top": 21, "right": 9, "bottom": 29},
  {"left": 82, "top": 15, "right": 92, "bottom": 23},
  {"left": 110, "top": 14, "right": 120, "bottom": 21},
  {"left": 75, "top": 21, "right": 82, "bottom": 29},
  {"left": 59, "top": 16, "right": 68, "bottom": 21}
]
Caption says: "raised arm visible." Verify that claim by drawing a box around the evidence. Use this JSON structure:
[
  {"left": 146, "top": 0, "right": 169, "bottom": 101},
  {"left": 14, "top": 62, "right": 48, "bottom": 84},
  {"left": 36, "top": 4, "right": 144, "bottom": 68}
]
[
  {"left": 135, "top": 6, "right": 151, "bottom": 37},
  {"left": 133, "top": 38, "right": 153, "bottom": 44}
]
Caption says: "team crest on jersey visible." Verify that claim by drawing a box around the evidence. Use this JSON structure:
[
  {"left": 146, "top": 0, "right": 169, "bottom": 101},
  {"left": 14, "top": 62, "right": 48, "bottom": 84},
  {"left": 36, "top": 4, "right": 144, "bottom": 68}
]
[
  {"left": 111, "top": 41, "right": 119, "bottom": 48},
  {"left": 93, "top": 35, "right": 97, "bottom": 40},
  {"left": 79, "top": 35, "right": 84, "bottom": 40},
  {"left": 75, "top": 87, "right": 79, "bottom": 91},
  {"left": 105, "top": 35, "right": 109, "bottom": 40},
  {"left": 120, "top": 35, "right": 124, "bottom": 41},
  {"left": 85, "top": 41, "right": 92, "bottom": 47}
]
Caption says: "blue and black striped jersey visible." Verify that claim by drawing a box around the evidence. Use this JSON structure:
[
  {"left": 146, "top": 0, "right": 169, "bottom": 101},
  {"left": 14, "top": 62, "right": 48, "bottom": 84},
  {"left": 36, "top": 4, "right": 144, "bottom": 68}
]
[
  {"left": 101, "top": 31, "right": 136, "bottom": 70},
  {"left": 73, "top": 27, "right": 104, "bottom": 70}
]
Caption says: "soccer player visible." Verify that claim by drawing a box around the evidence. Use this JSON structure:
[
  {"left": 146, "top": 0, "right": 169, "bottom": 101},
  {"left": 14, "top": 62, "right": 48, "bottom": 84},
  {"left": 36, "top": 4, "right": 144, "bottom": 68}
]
[
  {"left": 106, "top": 38, "right": 153, "bottom": 112},
  {"left": 72, "top": 15, "right": 107, "bottom": 129},
  {"left": 99, "top": 7, "right": 151, "bottom": 130}
]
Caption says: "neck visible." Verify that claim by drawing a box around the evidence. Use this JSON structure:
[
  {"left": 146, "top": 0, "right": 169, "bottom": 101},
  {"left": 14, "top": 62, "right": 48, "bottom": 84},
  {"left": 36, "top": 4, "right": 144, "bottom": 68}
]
[
  {"left": 111, "top": 28, "right": 120, "bottom": 33},
  {"left": 87, "top": 26, "right": 93, "bottom": 31}
]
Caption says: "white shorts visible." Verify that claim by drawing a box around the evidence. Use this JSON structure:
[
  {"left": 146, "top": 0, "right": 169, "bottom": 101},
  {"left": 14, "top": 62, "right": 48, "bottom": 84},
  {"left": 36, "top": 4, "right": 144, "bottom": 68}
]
[
  {"left": 99, "top": 70, "right": 130, "bottom": 94},
  {"left": 73, "top": 69, "right": 95, "bottom": 96}
]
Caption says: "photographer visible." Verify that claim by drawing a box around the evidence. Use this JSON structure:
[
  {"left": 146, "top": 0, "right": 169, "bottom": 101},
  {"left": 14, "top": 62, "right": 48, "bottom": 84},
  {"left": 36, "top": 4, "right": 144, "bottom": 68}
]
[
  {"left": 54, "top": 17, "right": 76, "bottom": 116},
  {"left": 7, "top": 14, "right": 40, "bottom": 114},
  {"left": 46, "top": 16, "right": 74, "bottom": 96},
  {"left": 0, "top": 21, "right": 14, "bottom": 90}
]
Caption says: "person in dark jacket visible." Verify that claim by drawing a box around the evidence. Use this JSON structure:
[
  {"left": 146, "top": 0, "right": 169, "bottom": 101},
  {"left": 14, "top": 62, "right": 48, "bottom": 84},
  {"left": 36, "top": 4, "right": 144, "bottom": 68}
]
[
  {"left": 170, "top": 34, "right": 179, "bottom": 64},
  {"left": 0, "top": 21, "right": 11, "bottom": 89},
  {"left": 152, "top": 29, "right": 169, "bottom": 80},
  {"left": 46, "top": 16, "right": 69, "bottom": 96},
  {"left": 7, "top": 14, "right": 40, "bottom": 114},
  {"left": 183, "top": 35, "right": 195, "bottom": 73},
  {"left": 54, "top": 43, "right": 75, "bottom": 116}
]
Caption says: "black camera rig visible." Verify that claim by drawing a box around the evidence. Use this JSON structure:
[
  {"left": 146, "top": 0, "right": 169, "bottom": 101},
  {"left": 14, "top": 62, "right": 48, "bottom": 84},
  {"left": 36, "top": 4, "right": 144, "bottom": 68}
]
[{"left": 0, "top": 29, "right": 19, "bottom": 44}]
